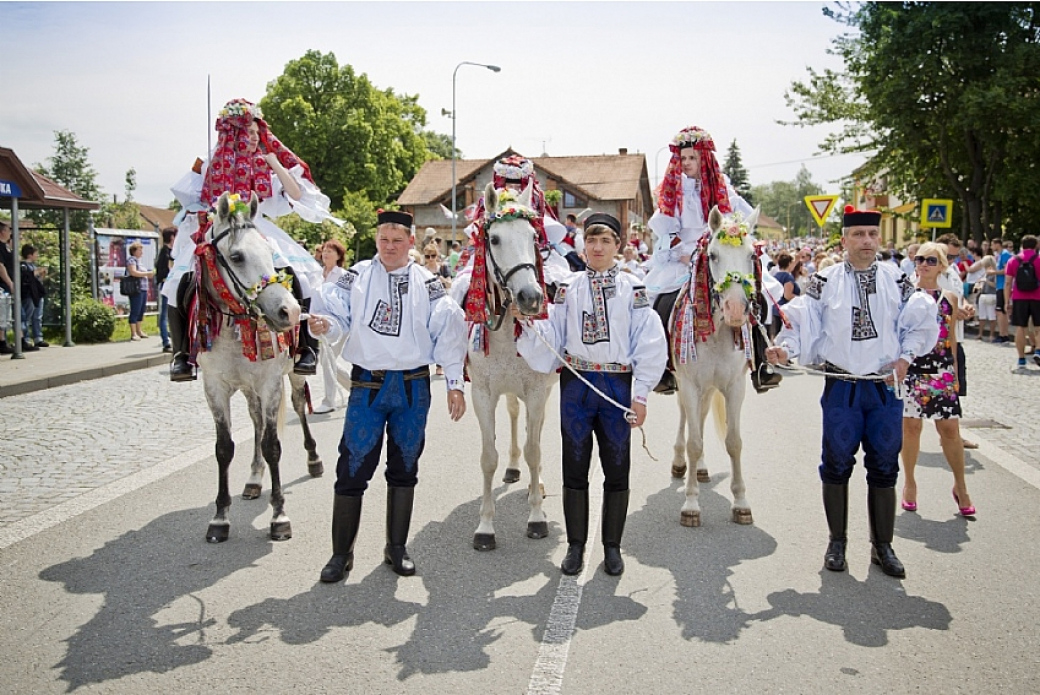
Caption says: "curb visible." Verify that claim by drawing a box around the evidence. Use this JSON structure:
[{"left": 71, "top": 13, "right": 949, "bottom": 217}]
[{"left": 0, "top": 354, "right": 170, "bottom": 399}]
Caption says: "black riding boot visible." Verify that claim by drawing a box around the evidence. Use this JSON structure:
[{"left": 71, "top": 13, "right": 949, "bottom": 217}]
[
  {"left": 320, "top": 494, "right": 364, "bottom": 583},
  {"left": 169, "top": 272, "right": 196, "bottom": 382},
  {"left": 602, "top": 489, "right": 630, "bottom": 576},
  {"left": 561, "top": 487, "right": 589, "bottom": 576},
  {"left": 822, "top": 483, "right": 848, "bottom": 572},
  {"left": 384, "top": 486, "right": 416, "bottom": 576},
  {"left": 750, "top": 315, "right": 781, "bottom": 394},
  {"left": 652, "top": 290, "right": 680, "bottom": 395},
  {"left": 868, "top": 486, "right": 906, "bottom": 578},
  {"left": 285, "top": 268, "right": 318, "bottom": 376}
]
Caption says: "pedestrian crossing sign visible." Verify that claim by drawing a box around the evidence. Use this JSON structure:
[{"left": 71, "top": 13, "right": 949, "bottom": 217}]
[
  {"left": 920, "top": 199, "right": 953, "bottom": 228},
  {"left": 803, "top": 195, "right": 840, "bottom": 228}
]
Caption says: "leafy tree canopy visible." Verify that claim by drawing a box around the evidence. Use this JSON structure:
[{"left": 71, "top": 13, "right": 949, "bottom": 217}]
[
  {"left": 750, "top": 165, "right": 824, "bottom": 238},
  {"left": 30, "top": 130, "right": 104, "bottom": 232}
]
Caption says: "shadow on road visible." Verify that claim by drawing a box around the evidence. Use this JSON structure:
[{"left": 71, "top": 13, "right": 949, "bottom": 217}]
[
  {"left": 748, "top": 568, "right": 952, "bottom": 647},
  {"left": 38, "top": 476, "right": 315, "bottom": 691},
  {"left": 625, "top": 479, "right": 778, "bottom": 643}
]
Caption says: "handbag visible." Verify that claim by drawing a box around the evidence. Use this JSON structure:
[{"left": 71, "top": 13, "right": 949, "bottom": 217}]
[{"left": 119, "top": 273, "right": 140, "bottom": 297}]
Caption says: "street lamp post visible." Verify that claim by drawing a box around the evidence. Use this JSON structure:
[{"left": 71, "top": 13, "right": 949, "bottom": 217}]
[{"left": 452, "top": 61, "right": 501, "bottom": 245}]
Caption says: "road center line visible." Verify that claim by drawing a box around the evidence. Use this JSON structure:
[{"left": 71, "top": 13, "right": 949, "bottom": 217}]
[
  {"left": 527, "top": 486, "right": 603, "bottom": 695},
  {"left": 0, "top": 426, "right": 256, "bottom": 551}
]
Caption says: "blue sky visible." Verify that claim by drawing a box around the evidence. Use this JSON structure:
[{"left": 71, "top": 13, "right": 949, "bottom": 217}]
[{"left": 0, "top": 1, "right": 865, "bottom": 207}]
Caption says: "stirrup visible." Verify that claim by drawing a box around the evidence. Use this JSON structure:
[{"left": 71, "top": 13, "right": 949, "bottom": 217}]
[{"left": 170, "top": 353, "right": 197, "bottom": 382}]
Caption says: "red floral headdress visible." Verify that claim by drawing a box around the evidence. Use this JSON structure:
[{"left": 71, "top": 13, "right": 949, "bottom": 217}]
[
  {"left": 200, "top": 98, "right": 314, "bottom": 208},
  {"left": 656, "top": 126, "right": 731, "bottom": 220}
]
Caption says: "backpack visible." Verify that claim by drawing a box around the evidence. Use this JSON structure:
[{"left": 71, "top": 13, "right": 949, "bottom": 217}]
[{"left": 1014, "top": 254, "right": 1039, "bottom": 292}]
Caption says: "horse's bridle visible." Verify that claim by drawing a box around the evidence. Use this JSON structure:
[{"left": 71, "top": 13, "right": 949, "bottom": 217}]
[
  {"left": 202, "top": 221, "right": 291, "bottom": 322},
  {"left": 483, "top": 217, "right": 542, "bottom": 331}
]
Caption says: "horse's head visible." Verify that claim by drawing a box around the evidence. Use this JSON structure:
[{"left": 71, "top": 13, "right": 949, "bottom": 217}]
[
  {"left": 206, "top": 192, "right": 300, "bottom": 332},
  {"left": 482, "top": 181, "right": 544, "bottom": 316},
  {"left": 706, "top": 205, "right": 759, "bottom": 328}
]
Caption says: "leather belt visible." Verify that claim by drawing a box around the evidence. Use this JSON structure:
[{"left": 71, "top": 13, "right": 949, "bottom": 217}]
[{"left": 350, "top": 365, "right": 431, "bottom": 389}]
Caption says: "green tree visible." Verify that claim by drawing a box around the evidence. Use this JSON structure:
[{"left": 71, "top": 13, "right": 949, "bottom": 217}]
[
  {"left": 723, "top": 139, "right": 754, "bottom": 206},
  {"left": 29, "top": 130, "right": 104, "bottom": 232},
  {"left": 99, "top": 168, "right": 142, "bottom": 230},
  {"left": 259, "top": 50, "right": 443, "bottom": 211},
  {"left": 422, "top": 131, "right": 461, "bottom": 160},
  {"left": 750, "top": 165, "right": 824, "bottom": 238},
  {"left": 785, "top": 3, "right": 1040, "bottom": 243}
]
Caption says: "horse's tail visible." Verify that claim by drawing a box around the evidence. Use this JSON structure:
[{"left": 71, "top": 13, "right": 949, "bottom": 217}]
[{"left": 710, "top": 389, "right": 727, "bottom": 445}]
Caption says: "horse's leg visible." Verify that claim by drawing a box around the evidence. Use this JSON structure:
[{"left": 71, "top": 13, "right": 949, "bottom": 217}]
[
  {"left": 473, "top": 385, "right": 500, "bottom": 550},
  {"left": 502, "top": 393, "right": 522, "bottom": 484},
  {"left": 242, "top": 390, "right": 266, "bottom": 499},
  {"left": 289, "top": 372, "right": 324, "bottom": 478},
  {"left": 671, "top": 395, "right": 688, "bottom": 479},
  {"left": 696, "top": 393, "right": 711, "bottom": 484},
  {"left": 260, "top": 378, "right": 292, "bottom": 541},
  {"left": 721, "top": 383, "right": 752, "bottom": 524},
  {"left": 679, "top": 384, "right": 708, "bottom": 528},
  {"left": 204, "top": 381, "right": 235, "bottom": 543},
  {"left": 523, "top": 390, "right": 549, "bottom": 539}
]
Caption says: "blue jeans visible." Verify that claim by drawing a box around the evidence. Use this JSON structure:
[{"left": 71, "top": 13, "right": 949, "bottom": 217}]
[
  {"left": 21, "top": 297, "right": 44, "bottom": 343},
  {"left": 158, "top": 290, "right": 170, "bottom": 347},
  {"left": 128, "top": 291, "right": 147, "bottom": 324}
]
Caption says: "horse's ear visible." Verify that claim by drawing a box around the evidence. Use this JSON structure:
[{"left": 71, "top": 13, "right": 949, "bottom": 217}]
[
  {"left": 745, "top": 206, "right": 760, "bottom": 232},
  {"left": 249, "top": 192, "right": 259, "bottom": 219},
  {"left": 518, "top": 180, "right": 534, "bottom": 209},
  {"left": 217, "top": 192, "right": 230, "bottom": 222},
  {"left": 484, "top": 183, "right": 498, "bottom": 216},
  {"left": 708, "top": 205, "right": 723, "bottom": 233}
]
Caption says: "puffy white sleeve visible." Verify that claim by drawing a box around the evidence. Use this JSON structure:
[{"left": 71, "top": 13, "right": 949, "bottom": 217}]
[
  {"left": 171, "top": 167, "right": 206, "bottom": 212},
  {"left": 897, "top": 290, "right": 940, "bottom": 363},
  {"left": 516, "top": 288, "right": 569, "bottom": 374},
  {"left": 726, "top": 179, "right": 754, "bottom": 220},
  {"left": 314, "top": 269, "right": 356, "bottom": 344},
  {"left": 629, "top": 288, "right": 668, "bottom": 401},
  {"left": 776, "top": 291, "right": 822, "bottom": 364},
  {"left": 648, "top": 210, "right": 681, "bottom": 264},
  {"left": 285, "top": 165, "right": 344, "bottom": 226},
  {"left": 449, "top": 268, "right": 471, "bottom": 307},
  {"left": 428, "top": 292, "right": 469, "bottom": 391}
]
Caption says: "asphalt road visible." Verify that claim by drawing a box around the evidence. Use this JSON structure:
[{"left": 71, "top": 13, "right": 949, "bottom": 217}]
[{"left": 1, "top": 341, "right": 1039, "bottom": 694}]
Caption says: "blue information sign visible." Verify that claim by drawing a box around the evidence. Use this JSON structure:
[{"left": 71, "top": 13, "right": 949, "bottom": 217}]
[{"left": 0, "top": 179, "right": 22, "bottom": 197}]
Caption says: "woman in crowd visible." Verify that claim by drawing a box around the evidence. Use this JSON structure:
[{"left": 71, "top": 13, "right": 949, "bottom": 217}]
[
  {"left": 900, "top": 242, "right": 976, "bottom": 517},
  {"left": 314, "top": 240, "right": 349, "bottom": 414},
  {"left": 125, "top": 242, "right": 154, "bottom": 342}
]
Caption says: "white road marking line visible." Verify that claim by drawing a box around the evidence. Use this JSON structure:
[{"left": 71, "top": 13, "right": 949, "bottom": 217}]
[
  {"left": 966, "top": 430, "right": 1040, "bottom": 491},
  {"left": 0, "top": 426, "right": 255, "bottom": 551},
  {"left": 527, "top": 487, "right": 603, "bottom": 695}
]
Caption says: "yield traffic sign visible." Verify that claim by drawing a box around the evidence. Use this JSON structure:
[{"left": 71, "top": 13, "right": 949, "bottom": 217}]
[{"left": 803, "top": 195, "right": 840, "bottom": 228}]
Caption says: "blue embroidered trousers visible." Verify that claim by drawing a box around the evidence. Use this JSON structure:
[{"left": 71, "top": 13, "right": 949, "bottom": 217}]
[
  {"left": 335, "top": 367, "right": 431, "bottom": 497},
  {"left": 560, "top": 369, "right": 632, "bottom": 492},
  {"left": 819, "top": 378, "right": 902, "bottom": 488}
]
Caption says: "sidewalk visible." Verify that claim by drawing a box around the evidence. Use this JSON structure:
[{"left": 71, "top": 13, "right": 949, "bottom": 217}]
[{"left": 0, "top": 338, "right": 170, "bottom": 398}]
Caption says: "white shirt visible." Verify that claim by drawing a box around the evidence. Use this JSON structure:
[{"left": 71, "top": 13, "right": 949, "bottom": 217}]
[
  {"left": 516, "top": 264, "right": 668, "bottom": 401},
  {"left": 314, "top": 258, "right": 468, "bottom": 391},
  {"left": 778, "top": 261, "right": 939, "bottom": 375}
]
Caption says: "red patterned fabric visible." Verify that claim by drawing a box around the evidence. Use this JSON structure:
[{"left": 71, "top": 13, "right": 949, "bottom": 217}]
[
  {"left": 200, "top": 98, "right": 313, "bottom": 208},
  {"left": 656, "top": 126, "right": 731, "bottom": 220}
]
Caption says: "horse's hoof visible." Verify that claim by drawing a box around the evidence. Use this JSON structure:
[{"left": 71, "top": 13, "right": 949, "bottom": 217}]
[
  {"left": 473, "top": 533, "right": 497, "bottom": 551},
  {"left": 503, "top": 468, "right": 521, "bottom": 484},
  {"left": 270, "top": 521, "right": 293, "bottom": 541},
  {"left": 732, "top": 509, "right": 754, "bottom": 525},
  {"left": 206, "top": 524, "right": 230, "bottom": 543},
  {"left": 242, "top": 484, "right": 262, "bottom": 500},
  {"left": 308, "top": 460, "right": 324, "bottom": 478},
  {"left": 671, "top": 464, "right": 687, "bottom": 479},
  {"left": 527, "top": 521, "right": 549, "bottom": 539},
  {"left": 680, "top": 510, "right": 701, "bottom": 528},
  {"left": 696, "top": 469, "right": 711, "bottom": 483}
]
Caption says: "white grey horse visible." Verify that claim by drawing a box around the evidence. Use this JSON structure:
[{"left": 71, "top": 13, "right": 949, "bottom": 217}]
[
  {"left": 670, "top": 206, "right": 760, "bottom": 528},
  {"left": 195, "top": 192, "right": 322, "bottom": 543},
  {"left": 454, "top": 182, "right": 556, "bottom": 551}
]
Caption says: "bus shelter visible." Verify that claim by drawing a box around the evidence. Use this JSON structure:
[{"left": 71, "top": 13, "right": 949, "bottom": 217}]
[{"left": 0, "top": 146, "right": 100, "bottom": 358}]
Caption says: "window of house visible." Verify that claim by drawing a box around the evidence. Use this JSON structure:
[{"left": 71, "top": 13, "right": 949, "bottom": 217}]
[{"left": 563, "top": 190, "right": 586, "bottom": 209}]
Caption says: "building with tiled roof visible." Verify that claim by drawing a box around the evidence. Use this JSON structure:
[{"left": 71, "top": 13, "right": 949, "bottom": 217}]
[{"left": 398, "top": 148, "right": 654, "bottom": 247}]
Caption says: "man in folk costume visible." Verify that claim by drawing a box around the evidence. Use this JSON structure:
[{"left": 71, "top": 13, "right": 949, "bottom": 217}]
[
  {"left": 766, "top": 206, "right": 939, "bottom": 578},
  {"left": 516, "top": 213, "right": 667, "bottom": 577},
  {"left": 645, "top": 125, "right": 782, "bottom": 395},
  {"left": 166, "top": 98, "right": 335, "bottom": 381},
  {"left": 308, "top": 210, "right": 468, "bottom": 583}
]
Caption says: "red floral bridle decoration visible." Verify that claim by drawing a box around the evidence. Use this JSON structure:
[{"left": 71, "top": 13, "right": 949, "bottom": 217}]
[{"left": 656, "top": 126, "right": 731, "bottom": 225}]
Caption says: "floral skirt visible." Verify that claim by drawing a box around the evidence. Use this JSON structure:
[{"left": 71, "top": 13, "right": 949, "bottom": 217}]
[{"left": 902, "top": 365, "right": 961, "bottom": 419}]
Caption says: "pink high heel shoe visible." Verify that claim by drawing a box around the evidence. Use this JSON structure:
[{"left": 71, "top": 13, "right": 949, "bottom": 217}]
[
  {"left": 953, "top": 488, "right": 976, "bottom": 517},
  {"left": 901, "top": 499, "right": 918, "bottom": 512}
]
